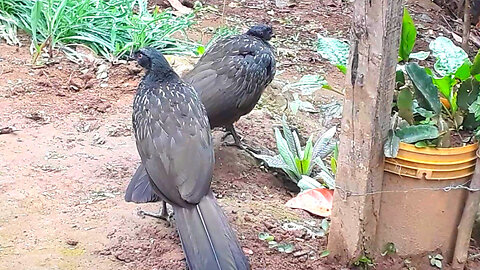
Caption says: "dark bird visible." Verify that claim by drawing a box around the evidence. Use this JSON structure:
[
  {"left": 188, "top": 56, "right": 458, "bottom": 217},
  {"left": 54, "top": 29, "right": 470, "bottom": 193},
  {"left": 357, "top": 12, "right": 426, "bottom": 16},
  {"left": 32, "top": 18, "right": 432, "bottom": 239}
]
[
  {"left": 126, "top": 24, "right": 275, "bottom": 205},
  {"left": 129, "top": 47, "right": 249, "bottom": 270},
  {"left": 183, "top": 24, "right": 276, "bottom": 148}
]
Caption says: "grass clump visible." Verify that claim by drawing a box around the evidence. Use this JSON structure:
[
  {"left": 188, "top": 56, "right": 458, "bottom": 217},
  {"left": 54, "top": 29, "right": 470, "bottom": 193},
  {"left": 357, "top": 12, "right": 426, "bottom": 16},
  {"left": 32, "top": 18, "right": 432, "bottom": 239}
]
[{"left": 0, "top": 0, "right": 198, "bottom": 62}]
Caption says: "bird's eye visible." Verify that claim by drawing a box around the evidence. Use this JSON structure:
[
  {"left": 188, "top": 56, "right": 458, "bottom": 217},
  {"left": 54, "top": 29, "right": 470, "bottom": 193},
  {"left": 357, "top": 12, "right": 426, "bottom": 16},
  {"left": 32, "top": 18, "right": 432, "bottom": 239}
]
[{"left": 138, "top": 54, "right": 143, "bottom": 59}]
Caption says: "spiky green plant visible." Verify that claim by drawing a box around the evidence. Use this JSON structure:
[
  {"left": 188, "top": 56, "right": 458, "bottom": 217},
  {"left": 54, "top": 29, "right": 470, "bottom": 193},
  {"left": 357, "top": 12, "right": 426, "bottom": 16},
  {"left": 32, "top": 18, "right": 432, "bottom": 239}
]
[{"left": 254, "top": 116, "right": 337, "bottom": 190}]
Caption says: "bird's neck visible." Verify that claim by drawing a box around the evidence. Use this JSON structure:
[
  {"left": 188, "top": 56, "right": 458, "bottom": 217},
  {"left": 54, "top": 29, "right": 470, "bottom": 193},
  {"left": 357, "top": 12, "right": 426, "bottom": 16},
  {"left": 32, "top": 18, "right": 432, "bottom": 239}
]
[{"left": 145, "top": 68, "right": 178, "bottom": 82}]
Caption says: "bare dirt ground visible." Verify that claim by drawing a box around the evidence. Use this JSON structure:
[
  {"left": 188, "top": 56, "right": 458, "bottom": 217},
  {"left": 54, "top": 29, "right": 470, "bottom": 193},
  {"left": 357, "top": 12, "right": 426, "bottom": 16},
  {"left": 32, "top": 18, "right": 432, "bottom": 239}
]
[{"left": 2, "top": 0, "right": 480, "bottom": 270}]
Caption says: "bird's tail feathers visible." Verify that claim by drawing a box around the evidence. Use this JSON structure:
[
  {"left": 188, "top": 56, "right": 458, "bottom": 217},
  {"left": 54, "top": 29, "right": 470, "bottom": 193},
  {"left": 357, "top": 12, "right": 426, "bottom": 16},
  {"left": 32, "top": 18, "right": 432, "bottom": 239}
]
[
  {"left": 173, "top": 191, "right": 250, "bottom": 270},
  {"left": 125, "top": 164, "right": 162, "bottom": 203}
]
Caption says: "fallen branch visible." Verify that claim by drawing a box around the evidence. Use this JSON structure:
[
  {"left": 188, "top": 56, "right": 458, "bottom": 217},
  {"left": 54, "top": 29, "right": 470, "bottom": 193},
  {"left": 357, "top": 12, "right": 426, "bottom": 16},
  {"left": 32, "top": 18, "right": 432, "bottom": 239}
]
[{"left": 0, "top": 127, "right": 16, "bottom": 135}]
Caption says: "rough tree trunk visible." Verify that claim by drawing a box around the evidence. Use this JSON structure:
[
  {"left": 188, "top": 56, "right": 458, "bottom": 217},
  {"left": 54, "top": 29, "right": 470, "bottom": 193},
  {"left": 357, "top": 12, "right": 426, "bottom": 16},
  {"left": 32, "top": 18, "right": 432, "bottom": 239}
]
[{"left": 327, "top": 0, "right": 403, "bottom": 263}]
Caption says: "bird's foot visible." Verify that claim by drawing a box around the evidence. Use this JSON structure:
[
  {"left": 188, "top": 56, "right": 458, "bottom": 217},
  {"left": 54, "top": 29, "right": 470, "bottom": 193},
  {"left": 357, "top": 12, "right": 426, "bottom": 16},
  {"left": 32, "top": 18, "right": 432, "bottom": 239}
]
[
  {"left": 223, "top": 140, "right": 261, "bottom": 154},
  {"left": 137, "top": 205, "right": 174, "bottom": 227}
]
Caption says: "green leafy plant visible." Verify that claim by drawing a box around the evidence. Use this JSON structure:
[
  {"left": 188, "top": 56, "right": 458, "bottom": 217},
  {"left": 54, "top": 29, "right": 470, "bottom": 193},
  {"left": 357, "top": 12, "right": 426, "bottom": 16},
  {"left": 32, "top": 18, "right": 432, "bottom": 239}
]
[
  {"left": 316, "top": 35, "right": 349, "bottom": 74},
  {"left": 0, "top": 0, "right": 197, "bottom": 62},
  {"left": 258, "top": 232, "right": 294, "bottom": 254},
  {"left": 353, "top": 255, "right": 374, "bottom": 270},
  {"left": 253, "top": 116, "right": 337, "bottom": 190},
  {"left": 381, "top": 242, "right": 397, "bottom": 256},
  {"left": 428, "top": 254, "right": 443, "bottom": 269},
  {"left": 383, "top": 10, "right": 480, "bottom": 157}
]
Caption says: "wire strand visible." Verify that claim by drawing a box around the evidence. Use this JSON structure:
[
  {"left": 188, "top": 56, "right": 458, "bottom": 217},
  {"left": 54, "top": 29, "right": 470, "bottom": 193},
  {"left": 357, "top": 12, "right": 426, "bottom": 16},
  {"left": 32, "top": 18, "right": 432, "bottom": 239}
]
[{"left": 334, "top": 180, "right": 480, "bottom": 200}]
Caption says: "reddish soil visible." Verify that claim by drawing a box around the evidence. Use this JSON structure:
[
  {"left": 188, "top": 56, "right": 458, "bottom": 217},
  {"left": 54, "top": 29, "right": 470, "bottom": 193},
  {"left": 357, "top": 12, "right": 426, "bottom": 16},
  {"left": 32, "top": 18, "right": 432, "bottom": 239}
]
[{"left": 1, "top": 0, "right": 480, "bottom": 270}]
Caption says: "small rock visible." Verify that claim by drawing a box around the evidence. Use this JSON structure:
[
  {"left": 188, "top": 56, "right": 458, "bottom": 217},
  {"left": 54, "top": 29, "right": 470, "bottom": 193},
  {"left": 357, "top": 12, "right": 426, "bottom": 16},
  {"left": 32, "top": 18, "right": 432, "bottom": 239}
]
[
  {"left": 66, "top": 239, "right": 78, "bottom": 246},
  {"left": 100, "top": 83, "right": 108, "bottom": 88},
  {"left": 244, "top": 215, "right": 252, "bottom": 222},
  {"left": 85, "top": 81, "right": 94, "bottom": 89},
  {"left": 242, "top": 247, "right": 254, "bottom": 255},
  {"left": 231, "top": 209, "right": 238, "bottom": 214},
  {"left": 263, "top": 221, "right": 276, "bottom": 230},
  {"left": 293, "top": 250, "right": 308, "bottom": 257},
  {"left": 71, "top": 77, "right": 84, "bottom": 89}
]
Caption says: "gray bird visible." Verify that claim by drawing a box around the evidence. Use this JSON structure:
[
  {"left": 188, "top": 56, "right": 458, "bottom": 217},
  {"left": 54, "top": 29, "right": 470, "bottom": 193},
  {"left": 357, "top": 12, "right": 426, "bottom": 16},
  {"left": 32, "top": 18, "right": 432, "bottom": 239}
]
[
  {"left": 183, "top": 24, "right": 276, "bottom": 148},
  {"left": 126, "top": 24, "right": 275, "bottom": 206},
  {"left": 130, "top": 47, "right": 249, "bottom": 270}
]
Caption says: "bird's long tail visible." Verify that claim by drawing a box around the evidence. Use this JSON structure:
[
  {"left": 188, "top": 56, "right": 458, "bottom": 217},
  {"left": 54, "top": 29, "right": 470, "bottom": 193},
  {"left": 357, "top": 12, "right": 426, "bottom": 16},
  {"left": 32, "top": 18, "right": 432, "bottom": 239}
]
[{"left": 172, "top": 191, "right": 250, "bottom": 270}]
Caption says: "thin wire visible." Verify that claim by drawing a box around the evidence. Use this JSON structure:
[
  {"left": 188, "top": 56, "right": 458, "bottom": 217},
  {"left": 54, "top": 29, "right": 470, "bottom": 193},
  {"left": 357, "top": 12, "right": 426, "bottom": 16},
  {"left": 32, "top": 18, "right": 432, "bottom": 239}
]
[{"left": 335, "top": 180, "right": 480, "bottom": 200}]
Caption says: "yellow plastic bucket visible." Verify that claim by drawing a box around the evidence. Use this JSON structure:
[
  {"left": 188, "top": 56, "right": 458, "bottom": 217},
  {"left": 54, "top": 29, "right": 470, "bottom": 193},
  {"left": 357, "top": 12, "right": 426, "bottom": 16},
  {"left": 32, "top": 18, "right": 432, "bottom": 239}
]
[
  {"left": 384, "top": 142, "right": 478, "bottom": 180},
  {"left": 377, "top": 142, "right": 478, "bottom": 261}
]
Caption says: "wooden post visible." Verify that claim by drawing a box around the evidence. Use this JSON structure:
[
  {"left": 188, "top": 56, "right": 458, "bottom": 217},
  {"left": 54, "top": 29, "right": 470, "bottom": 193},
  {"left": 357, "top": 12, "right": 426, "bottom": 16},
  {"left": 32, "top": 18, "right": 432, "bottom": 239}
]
[
  {"left": 452, "top": 153, "right": 480, "bottom": 269},
  {"left": 327, "top": 0, "right": 403, "bottom": 262}
]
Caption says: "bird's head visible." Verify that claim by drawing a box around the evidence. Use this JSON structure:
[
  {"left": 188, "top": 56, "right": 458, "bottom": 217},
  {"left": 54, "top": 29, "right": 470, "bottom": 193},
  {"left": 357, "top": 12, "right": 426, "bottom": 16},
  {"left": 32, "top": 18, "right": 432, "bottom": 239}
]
[
  {"left": 246, "top": 24, "right": 274, "bottom": 41},
  {"left": 132, "top": 47, "right": 174, "bottom": 77}
]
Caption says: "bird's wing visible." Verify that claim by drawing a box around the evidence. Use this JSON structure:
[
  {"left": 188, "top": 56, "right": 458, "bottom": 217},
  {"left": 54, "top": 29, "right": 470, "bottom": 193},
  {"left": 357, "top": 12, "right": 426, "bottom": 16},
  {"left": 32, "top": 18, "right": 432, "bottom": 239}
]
[
  {"left": 133, "top": 81, "right": 214, "bottom": 206},
  {"left": 183, "top": 35, "right": 276, "bottom": 126}
]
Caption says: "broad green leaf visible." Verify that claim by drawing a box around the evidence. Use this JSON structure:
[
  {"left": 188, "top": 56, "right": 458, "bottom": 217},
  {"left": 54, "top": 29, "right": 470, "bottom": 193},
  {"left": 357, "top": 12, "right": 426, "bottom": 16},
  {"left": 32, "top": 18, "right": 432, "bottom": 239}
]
[
  {"left": 258, "top": 232, "right": 274, "bottom": 241},
  {"left": 463, "top": 112, "right": 480, "bottom": 130},
  {"left": 457, "top": 78, "right": 480, "bottom": 110},
  {"left": 413, "top": 100, "right": 435, "bottom": 118},
  {"left": 406, "top": 63, "right": 442, "bottom": 114},
  {"left": 292, "top": 131, "right": 302, "bottom": 157},
  {"left": 415, "top": 141, "right": 428, "bottom": 148},
  {"left": 196, "top": 46, "right": 205, "bottom": 55},
  {"left": 471, "top": 49, "right": 480, "bottom": 76},
  {"left": 396, "top": 70, "right": 405, "bottom": 87},
  {"left": 319, "top": 170, "right": 335, "bottom": 189},
  {"left": 276, "top": 242, "right": 294, "bottom": 253},
  {"left": 336, "top": 65, "right": 347, "bottom": 74},
  {"left": 268, "top": 241, "right": 278, "bottom": 248},
  {"left": 432, "top": 75, "right": 455, "bottom": 100},
  {"left": 316, "top": 36, "right": 350, "bottom": 67},
  {"left": 321, "top": 219, "right": 330, "bottom": 231},
  {"left": 430, "top": 75, "right": 457, "bottom": 114},
  {"left": 454, "top": 60, "right": 472, "bottom": 81},
  {"left": 384, "top": 130, "right": 400, "bottom": 158},
  {"left": 275, "top": 128, "right": 301, "bottom": 179},
  {"left": 286, "top": 74, "right": 329, "bottom": 96},
  {"left": 297, "top": 175, "right": 322, "bottom": 192},
  {"left": 399, "top": 8, "right": 417, "bottom": 62},
  {"left": 396, "top": 125, "right": 440, "bottom": 143},
  {"left": 312, "top": 126, "right": 337, "bottom": 161},
  {"left": 330, "top": 156, "right": 337, "bottom": 175},
  {"left": 320, "top": 250, "right": 330, "bottom": 258},
  {"left": 282, "top": 115, "right": 300, "bottom": 157},
  {"left": 409, "top": 51, "right": 430, "bottom": 60},
  {"left": 30, "top": 0, "right": 44, "bottom": 44},
  {"left": 430, "top": 36, "right": 469, "bottom": 76},
  {"left": 302, "top": 135, "right": 313, "bottom": 174},
  {"left": 469, "top": 96, "right": 480, "bottom": 121},
  {"left": 397, "top": 88, "right": 414, "bottom": 124},
  {"left": 251, "top": 154, "right": 288, "bottom": 169}
]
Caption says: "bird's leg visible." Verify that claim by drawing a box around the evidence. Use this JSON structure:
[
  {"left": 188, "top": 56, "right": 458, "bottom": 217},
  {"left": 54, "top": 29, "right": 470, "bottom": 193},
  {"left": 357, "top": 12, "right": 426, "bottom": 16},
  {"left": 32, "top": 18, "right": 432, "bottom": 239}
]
[
  {"left": 138, "top": 201, "right": 174, "bottom": 226},
  {"left": 222, "top": 124, "right": 260, "bottom": 154}
]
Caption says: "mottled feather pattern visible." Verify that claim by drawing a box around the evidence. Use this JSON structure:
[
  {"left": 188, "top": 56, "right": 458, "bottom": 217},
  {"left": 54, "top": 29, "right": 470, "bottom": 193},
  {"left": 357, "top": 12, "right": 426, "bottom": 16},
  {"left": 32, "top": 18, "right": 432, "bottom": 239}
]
[
  {"left": 133, "top": 75, "right": 213, "bottom": 206},
  {"left": 183, "top": 33, "right": 276, "bottom": 128}
]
